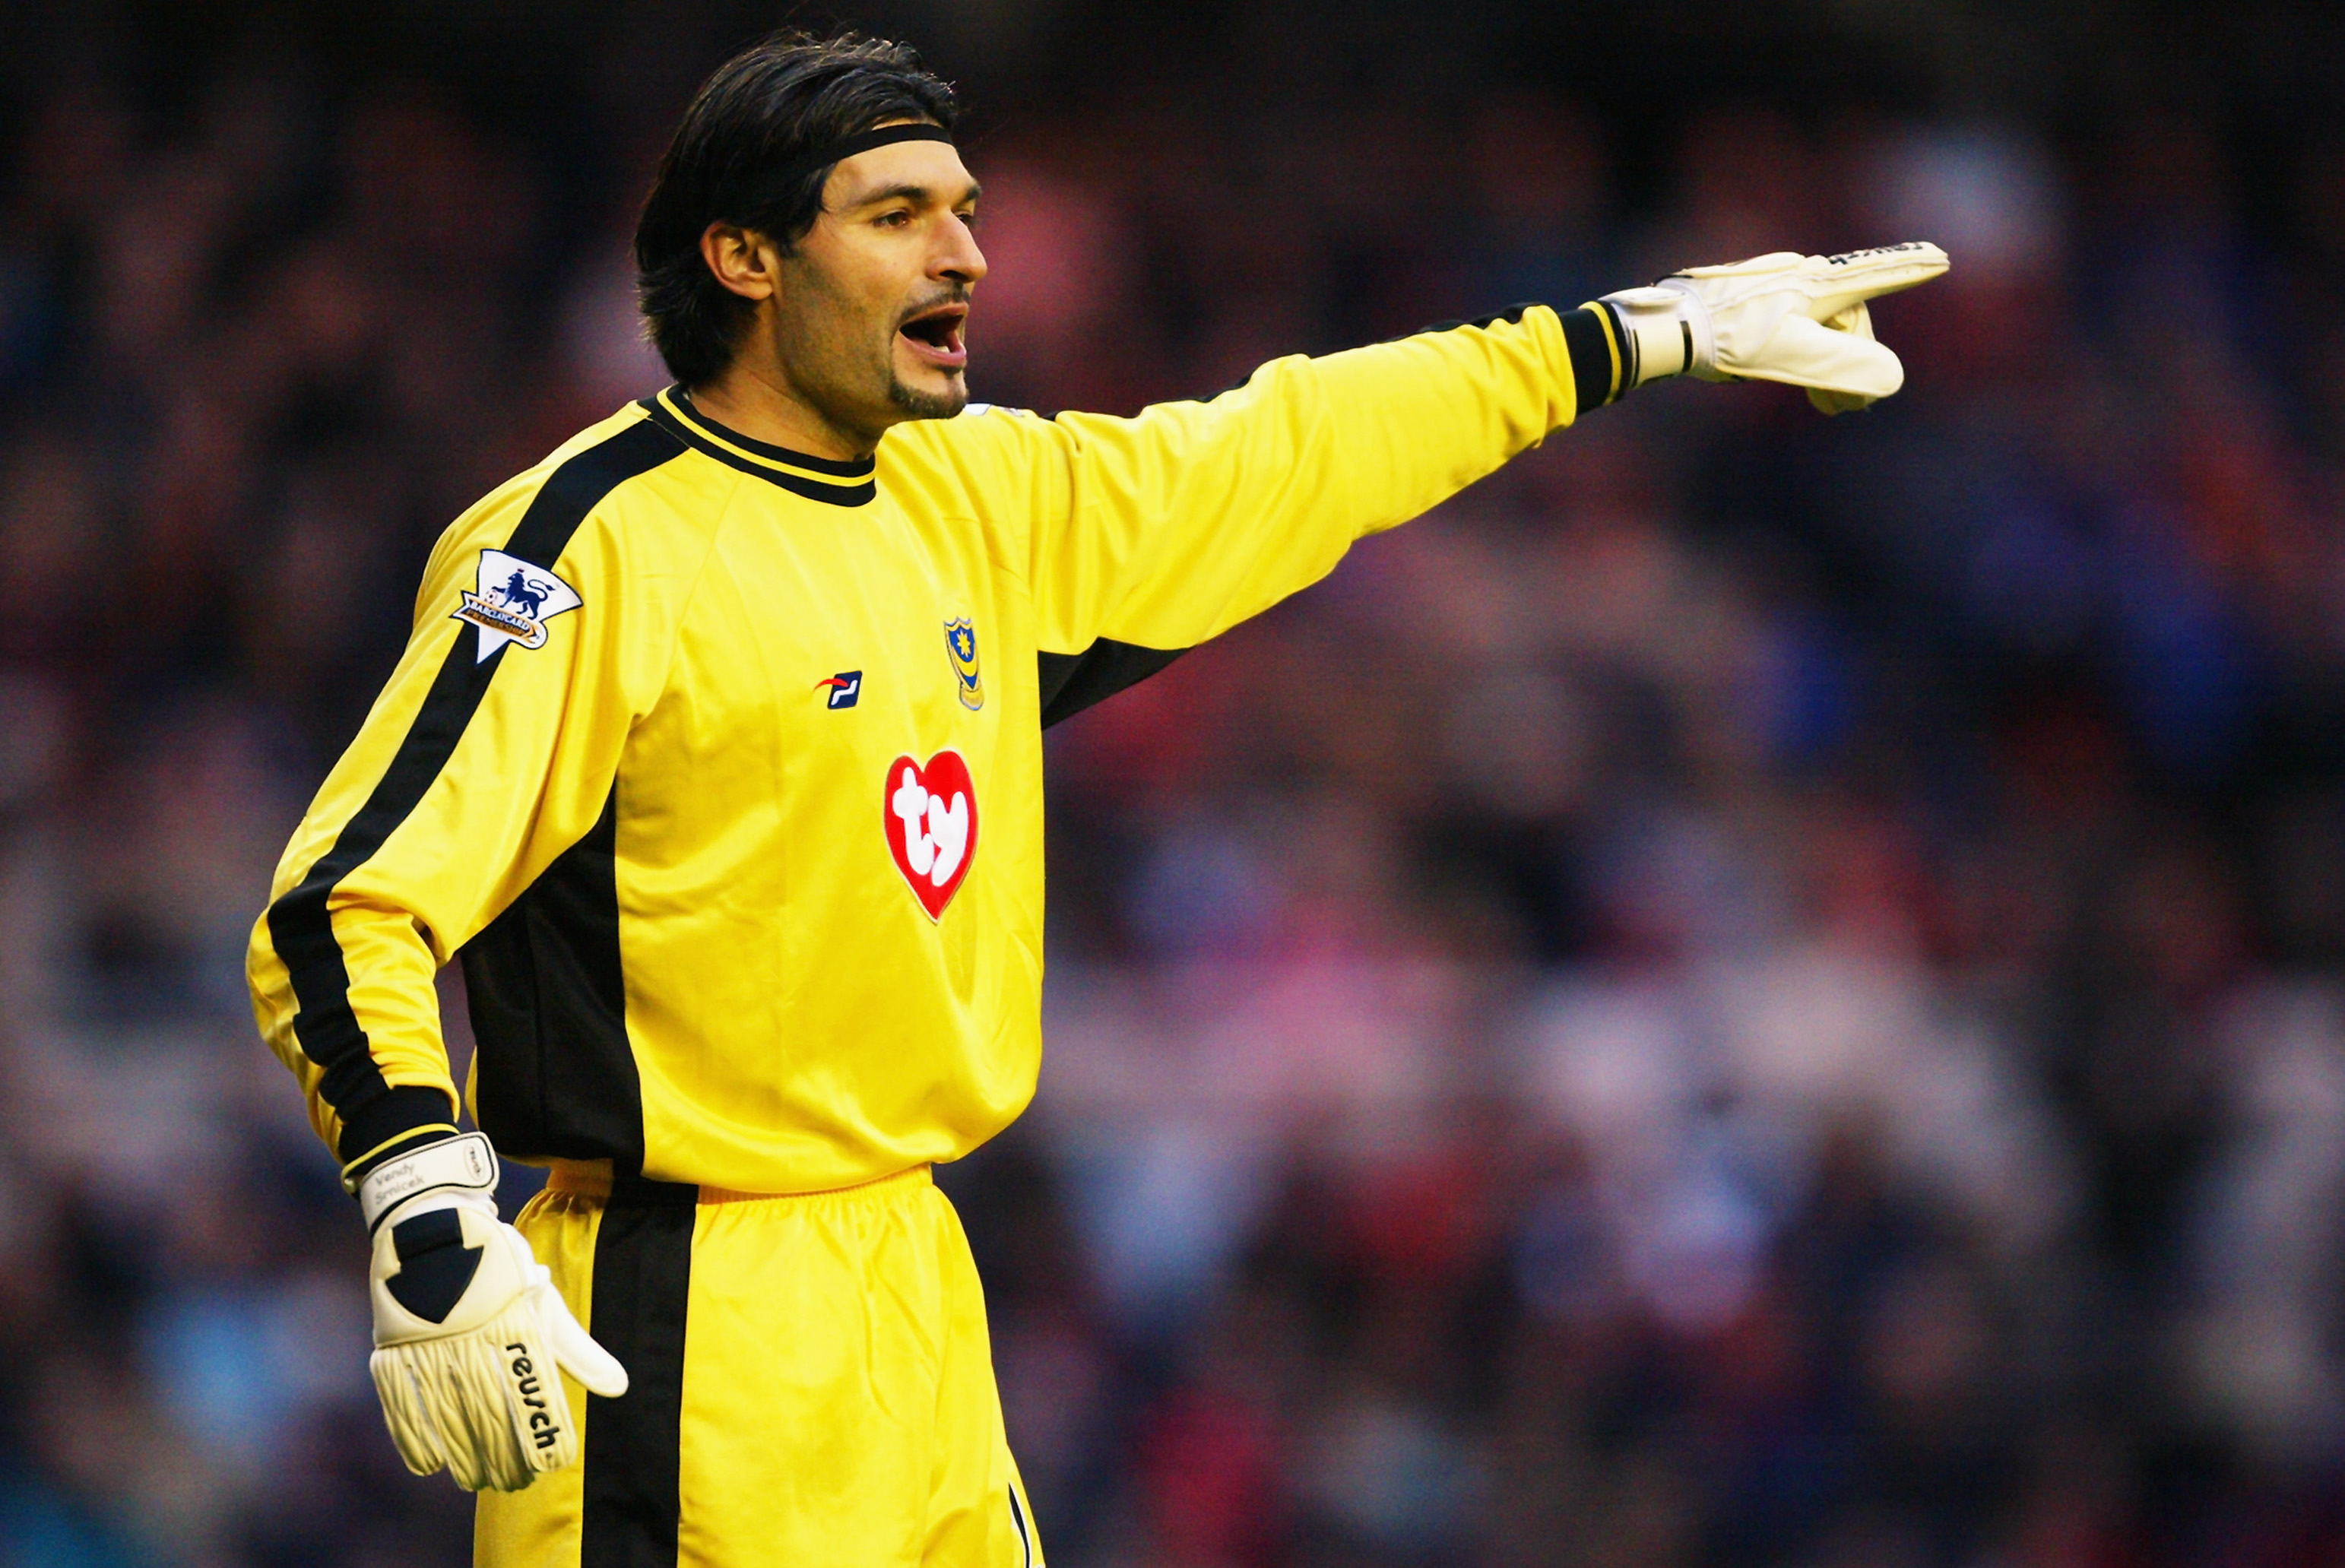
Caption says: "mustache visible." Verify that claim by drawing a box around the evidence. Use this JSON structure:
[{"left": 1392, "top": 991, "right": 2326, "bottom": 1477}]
[{"left": 896, "top": 287, "right": 973, "bottom": 326}]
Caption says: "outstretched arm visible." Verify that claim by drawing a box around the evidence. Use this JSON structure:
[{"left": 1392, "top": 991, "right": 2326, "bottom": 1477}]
[
  {"left": 904, "top": 244, "right": 1944, "bottom": 726},
  {"left": 910, "top": 303, "right": 1602, "bottom": 724}
]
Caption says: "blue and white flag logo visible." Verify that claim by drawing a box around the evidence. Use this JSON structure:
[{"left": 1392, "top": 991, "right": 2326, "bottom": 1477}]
[{"left": 452, "top": 550, "right": 582, "bottom": 663}]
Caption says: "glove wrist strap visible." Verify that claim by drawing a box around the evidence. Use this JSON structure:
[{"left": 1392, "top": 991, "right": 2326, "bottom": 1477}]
[
  {"left": 1597, "top": 284, "right": 1712, "bottom": 387},
  {"left": 357, "top": 1131, "right": 499, "bottom": 1234},
  {"left": 1594, "top": 286, "right": 1688, "bottom": 386}
]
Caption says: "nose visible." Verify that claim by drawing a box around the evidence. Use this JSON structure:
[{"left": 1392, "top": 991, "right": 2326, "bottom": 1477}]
[{"left": 936, "top": 216, "right": 986, "bottom": 287}]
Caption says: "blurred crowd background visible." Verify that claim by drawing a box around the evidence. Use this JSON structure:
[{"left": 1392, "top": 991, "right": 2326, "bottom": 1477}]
[{"left": 5, "top": 1, "right": 2345, "bottom": 1564}]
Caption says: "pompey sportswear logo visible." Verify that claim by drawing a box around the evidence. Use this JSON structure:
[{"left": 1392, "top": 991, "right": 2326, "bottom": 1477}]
[
  {"left": 884, "top": 750, "right": 978, "bottom": 920},
  {"left": 945, "top": 617, "right": 983, "bottom": 711},
  {"left": 452, "top": 550, "right": 581, "bottom": 663}
]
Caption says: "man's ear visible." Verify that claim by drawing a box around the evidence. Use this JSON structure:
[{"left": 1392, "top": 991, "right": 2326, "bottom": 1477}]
[{"left": 700, "top": 223, "right": 778, "bottom": 302}]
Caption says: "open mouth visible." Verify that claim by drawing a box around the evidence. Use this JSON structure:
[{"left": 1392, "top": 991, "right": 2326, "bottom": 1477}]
[{"left": 898, "top": 303, "right": 968, "bottom": 370}]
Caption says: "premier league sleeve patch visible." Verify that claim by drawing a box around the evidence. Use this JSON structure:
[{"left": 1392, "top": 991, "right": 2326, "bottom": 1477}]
[{"left": 452, "top": 550, "right": 584, "bottom": 663}]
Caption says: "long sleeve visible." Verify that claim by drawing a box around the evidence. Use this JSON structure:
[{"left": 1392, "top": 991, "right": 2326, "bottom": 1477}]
[
  {"left": 246, "top": 414, "right": 694, "bottom": 1177},
  {"left": 893, "top": 303, "right": 1614, "bottom": 724}
]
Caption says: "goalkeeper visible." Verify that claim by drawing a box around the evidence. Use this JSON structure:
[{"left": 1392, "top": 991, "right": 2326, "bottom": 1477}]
[{"left": 246, "top": 27, "right": 1944, "bottom": 1568}]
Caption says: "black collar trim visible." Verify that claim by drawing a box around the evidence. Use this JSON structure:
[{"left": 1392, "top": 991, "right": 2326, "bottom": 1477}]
[
  {"left": 664, "top": 389, "right": 877, "bottom": 477},
  {"left": 638, "top": 394, "right": 876, "bottom": 508}
]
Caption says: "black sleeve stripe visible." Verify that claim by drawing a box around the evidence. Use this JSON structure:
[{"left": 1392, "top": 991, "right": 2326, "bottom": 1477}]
[
  {"left": 1038, "top": 639, "right": 1190, "bottom": 728},
  {"left": 1199, "top": 304, "right": 1551, "bottom": 404},
  {"left": 268, "top": 417, "right": 685, "bottom": 1165},
  {"left": 1561, "top": 305, "right": 1622, "bottom": 410},
  {"left": 1412, "top": 302, "right": 1540, "bottom": 336},
  {"left": 1411, "top": 303, "right": 1622, "bottom": 415}
]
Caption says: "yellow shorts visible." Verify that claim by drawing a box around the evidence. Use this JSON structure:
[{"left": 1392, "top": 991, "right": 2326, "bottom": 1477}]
[{"left": 474, "top": 1164, "right": 1041, "bottom": 1567}]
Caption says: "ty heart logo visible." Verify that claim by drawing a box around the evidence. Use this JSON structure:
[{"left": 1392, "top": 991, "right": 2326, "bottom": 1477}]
[{"left": 883, "top": 750, "right": 978, "bottom": 920}]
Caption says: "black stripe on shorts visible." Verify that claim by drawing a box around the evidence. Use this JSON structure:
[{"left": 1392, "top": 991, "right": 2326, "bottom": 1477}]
[
  {"left": 582, "top": 1177, "right": 697, "bottom": 1568},
  {"left": 1009, "top": 1482, "right": 1036, "bottom": 1566}
]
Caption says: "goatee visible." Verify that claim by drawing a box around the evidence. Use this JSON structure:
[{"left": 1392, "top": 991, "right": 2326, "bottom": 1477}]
[{"left": 889, "top": 372, "right": 967, "bottom": 422}]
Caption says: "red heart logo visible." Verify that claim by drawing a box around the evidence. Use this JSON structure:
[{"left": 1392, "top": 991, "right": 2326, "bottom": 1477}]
[{"left": 883, "top": 750, "right": 979, "bottom": 920}]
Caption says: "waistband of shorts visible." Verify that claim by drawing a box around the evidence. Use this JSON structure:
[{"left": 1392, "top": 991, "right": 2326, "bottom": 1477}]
[{"left": 543, "top": 1158, "right": 933, "bottom": 1208}]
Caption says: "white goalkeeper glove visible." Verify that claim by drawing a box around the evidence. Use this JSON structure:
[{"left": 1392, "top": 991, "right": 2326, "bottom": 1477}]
[
  {"left": 355, "top": 1132, "right": 629, "bottom": 1491},
  {"left": 1596, "top": 242, "right": 1949, "bottom": 413}
]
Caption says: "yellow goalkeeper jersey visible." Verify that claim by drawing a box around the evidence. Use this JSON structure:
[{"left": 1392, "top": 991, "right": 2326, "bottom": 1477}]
[{"left": 247, "top": 303, "right": 1612, "bottom": 1193}]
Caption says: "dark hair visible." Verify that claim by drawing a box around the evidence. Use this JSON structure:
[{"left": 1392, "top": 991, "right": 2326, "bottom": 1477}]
[{"left": 634, "top": 31, "right": 958, "bottom": 387}]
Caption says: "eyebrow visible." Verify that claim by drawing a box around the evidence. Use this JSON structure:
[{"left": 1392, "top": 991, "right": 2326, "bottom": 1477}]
[{"left": 842, "top": 179, "right": 982, "bottom": 211}]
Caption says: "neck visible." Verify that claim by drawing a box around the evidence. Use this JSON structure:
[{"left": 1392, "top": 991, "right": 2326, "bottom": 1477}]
[{"left": 686, "top": 358, "right": 879, "bottom": 461}]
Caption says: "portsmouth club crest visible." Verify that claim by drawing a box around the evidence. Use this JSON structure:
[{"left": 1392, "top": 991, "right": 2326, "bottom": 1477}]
[
  {"left": 452, "top": 550, "right": 582, "bottom": 663},
  {"left": 944, "top": 616, "right": 983, "bottom": 711}
]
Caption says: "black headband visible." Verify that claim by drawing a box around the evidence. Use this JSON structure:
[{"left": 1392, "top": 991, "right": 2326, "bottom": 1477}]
[{"left": 738, "top": 123, "right": 956, "bottom": 215}]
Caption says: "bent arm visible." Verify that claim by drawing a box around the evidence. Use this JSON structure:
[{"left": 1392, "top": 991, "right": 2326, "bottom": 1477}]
[{"left": 248, "top": 420, "right": 684, "bottom": 1180}]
